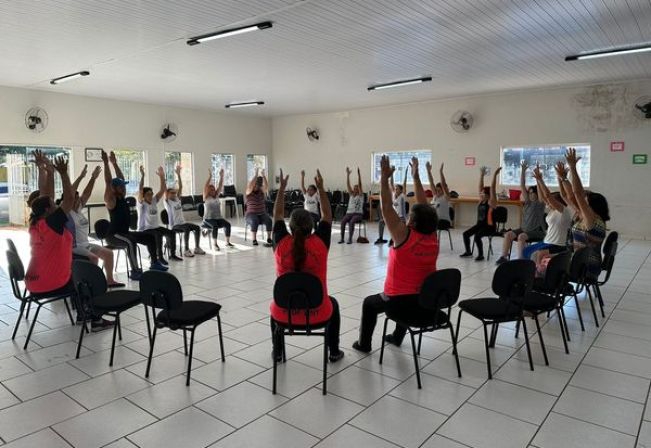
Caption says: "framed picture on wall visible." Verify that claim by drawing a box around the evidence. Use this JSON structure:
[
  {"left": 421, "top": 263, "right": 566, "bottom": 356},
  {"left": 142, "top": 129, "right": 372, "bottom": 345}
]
[{"left": 85, "top": 147, "right": 103, "bottom": 162}]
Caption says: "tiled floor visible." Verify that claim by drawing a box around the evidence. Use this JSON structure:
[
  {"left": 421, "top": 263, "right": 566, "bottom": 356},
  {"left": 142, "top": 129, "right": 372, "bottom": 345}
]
[{"left": 0, "top": 222, "right": 649, "bottom": 448}]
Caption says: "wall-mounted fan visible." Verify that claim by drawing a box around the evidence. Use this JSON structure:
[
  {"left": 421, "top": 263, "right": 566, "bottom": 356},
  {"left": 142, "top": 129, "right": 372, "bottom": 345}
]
[
  {"left": 160, "top": 123, "right": 178, "bottom": 142},
  {"left": 306, "top": 127, "right": 320, "bottom": 141},
  {"left": 25, "top": 107, "right": 48, "bottom": 133},
  {"left": 633, "top": 96, "right": 651, "bottom": 120},
  {"left": 450, "top": 110, "right": 474, "bottom": 133}
]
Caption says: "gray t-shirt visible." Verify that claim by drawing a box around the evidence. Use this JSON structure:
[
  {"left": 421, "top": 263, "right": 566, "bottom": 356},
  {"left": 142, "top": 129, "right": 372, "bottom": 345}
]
[{"left": 522, "top": 199, "right": 546, "bottom": 233}]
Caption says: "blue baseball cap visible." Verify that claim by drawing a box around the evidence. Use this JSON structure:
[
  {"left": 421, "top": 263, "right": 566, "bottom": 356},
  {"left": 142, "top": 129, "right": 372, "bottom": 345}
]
[{"left": 111, "top": 178, "right": 129, "bottom": 187}]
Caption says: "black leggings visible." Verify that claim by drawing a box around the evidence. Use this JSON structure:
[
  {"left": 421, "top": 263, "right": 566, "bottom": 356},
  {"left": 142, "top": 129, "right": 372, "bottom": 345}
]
[
  {"left": 358, "top": 293, "right": 413, "bottom": 349},
  {"left": 203, "top": 219, "right": 231, "bottom": 239},
  {"left": 142, "top": 227, "right": 176, "bottom": 257},
  {"left": 108, "top": 231, "right": 158, "bottom": 268},
  {"left": 463, "top": 223, "right": 495, "bottom": 257},
  {"left": 271, "top": 297, "right": 341, "bottom": 355},
  {"left": 173, "top": 223, "right": 201, "bottom": 248}
]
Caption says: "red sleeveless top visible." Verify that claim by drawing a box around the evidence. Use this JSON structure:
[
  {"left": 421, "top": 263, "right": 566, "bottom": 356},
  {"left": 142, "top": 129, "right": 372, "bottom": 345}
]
[
  {"left": 25, "top": 209, "right": 73, "bottom": 293},
  {"left": 384, "top": 229, "right": 439, "bottom": 296},
  {"left": 271, "top": 224, "right": 333, "bottom": 325}
]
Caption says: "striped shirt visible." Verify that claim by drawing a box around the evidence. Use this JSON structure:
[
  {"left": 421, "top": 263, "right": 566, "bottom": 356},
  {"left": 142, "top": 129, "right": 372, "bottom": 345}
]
[
  {"left": 246, "top": 190, "right": 266, "bottom": 215},
  {"left": 572, "top": 218, "right": 606, "bottom": 280}
]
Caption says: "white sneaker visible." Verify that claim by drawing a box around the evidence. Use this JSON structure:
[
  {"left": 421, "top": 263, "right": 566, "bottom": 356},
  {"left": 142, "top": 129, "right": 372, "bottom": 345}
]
[
  {"left": 193, "top": 247, "right": 206, "bottom": 255},
  {"left": 184, "top": 249, "right": 195, "bottom": 257}
]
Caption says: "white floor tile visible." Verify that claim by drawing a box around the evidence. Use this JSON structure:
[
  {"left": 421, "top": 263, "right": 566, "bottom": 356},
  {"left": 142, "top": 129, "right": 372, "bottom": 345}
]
[
  {"left": 249, "top": 360, "right": 325, "bottom": 398},
  {"left": 570, "top": 364, "right": 650, "bottom": 403},
  {"left": 63, "top": 369, "right": 151, "bottom": 409},
  {"left": 313, "top": 424, "right": 400, "bottom": 448},
  {"left": 389, "top": 373, "right": 475, "bottom": 416},
  {"left": 533, "top": 412, "right": 635, "bottom": 448},
  {"left": 0, "top": 428, "right": 71, "bottom": 448},
  {"left": 3, "top": 362, "right": 89, "bottom": 401},
  {"left": 210, "top": 415, "right": 318, "bottom": 448},
  {"left": 326, "top": 366, "right": 401, "bottom": 406},
  {"left": 192, "top": 356, "right": 265, "bottom": 391}
]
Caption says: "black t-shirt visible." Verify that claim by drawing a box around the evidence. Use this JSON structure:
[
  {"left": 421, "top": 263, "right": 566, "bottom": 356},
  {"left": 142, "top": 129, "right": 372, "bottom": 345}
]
[
  {"left": 45, "top": 208, "right": 68, "bottom": 235},
  {"left": 108, "top": 197, "right": 130, "bottom": 234},
  {"left": 477, "top": 200, "right": 490, "bottom": 224},
  {"left": 273, "top": 220, "right": 331, "bottom": 250}
]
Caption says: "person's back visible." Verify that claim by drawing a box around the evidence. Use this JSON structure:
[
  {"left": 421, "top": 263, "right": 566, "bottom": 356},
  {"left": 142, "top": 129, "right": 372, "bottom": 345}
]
[{"left": 385, "top": 229, "right": 439, "bottom": 296}]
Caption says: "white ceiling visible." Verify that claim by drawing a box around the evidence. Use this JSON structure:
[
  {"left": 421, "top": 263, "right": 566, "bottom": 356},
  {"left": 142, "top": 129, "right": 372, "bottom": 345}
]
[{"left": 1, "top": 0, "right": 650, "bottom": 116}]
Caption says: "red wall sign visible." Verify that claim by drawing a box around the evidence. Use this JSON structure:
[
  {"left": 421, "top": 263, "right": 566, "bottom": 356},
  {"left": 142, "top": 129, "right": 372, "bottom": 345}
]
[
  {"left": 464, "top": 157, "right": 476, "bottom": 166},
  {"left": 610, "top": 141, "right": 625, "bottom": 152}
]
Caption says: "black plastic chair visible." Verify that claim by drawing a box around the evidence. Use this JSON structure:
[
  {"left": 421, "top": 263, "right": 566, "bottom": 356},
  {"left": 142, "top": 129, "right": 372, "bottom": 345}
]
[
  {"left": 95, "top": 219, "right": 141, "bottom": 277},
  {"left": 486, "top": 206, "right": 508, "bottom": 260},
  {"left": 564, "top": 247, "right": 600, "bottom": 329},
  {"left": 437, "top": 206, "right": 454, "bottom": 251},
  {"left": 192, "top": 195, "right": 204, "bottom": 208},
  {"left": 591, "top": 231, "right": 619, "bottom": 318},
  {"left": 161, "top": 209, "right": 184, "bottom": 254},
  {"left": 272, "top": 272, "right": 329, "bottom": 395},
  {"left": 72, "top": 261, "right": 141, "bottom": 364},
  {"left": 140, "top": 270, "right": 225, "bottom": 386},
  {"left": 379, "top": 269, "right": 463, "bottom": 389},
  {"left": 180, "top": 195, "right": 196, "bottom": 211},
  {"left": 456, "top": 259, "right": 536, "bottom": 379},
  {"left": 6, "top": 249, "right": 75, "bottom": 349}
]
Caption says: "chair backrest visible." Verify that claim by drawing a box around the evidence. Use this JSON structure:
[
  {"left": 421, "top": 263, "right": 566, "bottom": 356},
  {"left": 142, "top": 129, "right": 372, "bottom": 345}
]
[
  {"left": 223, "top": 185, "right": 236, "bottom": 196},
  {"left": 6, "top": 250, "right": 25, "bottom": 299},
  {"left": 273, "top": 272, "right": 323, "bottom": 328},
  {"left": 602, "top": 231, "right": 618, "bottom": 263},
  {"left": 332, "top": 190, "right": 342, "bottom": 204},
  {"left": 192, "top": 195, "right": 203, "bottom": 206},
  {"left": 6, "top": 238, "right": 17, "bottom": 254},
  {"left": 129, "top": 210, "right": 138, "bottom": 230},
  {"left": 94, "top": 219, "right": 111, "bottom": 240},
  {"left": 161, "top": 209, "right": 170, "bottom": 226},
  {"left": 568, "top": 247, "right": 592, "bottom": 283},
  {"left": 419, "top": 269, "right": 461, "bottom": 311},
  {"left": 342, "top": 192, "right": 350, "bottom": 204},
  {"left": 140, "top": 270, "right": 184, "bottom": 311},
  {"left": 449, "top": 206, "right": 455, "bottom": 222},
  {"left": 72, "top": 260, "right": 107, "bottom": 299},
  {"left": 539, "top": 251, "right": 572, "bottom": 293},
  {"left": 197, "top": 203, "right": 205, "bottom": 218},
  {"left": 492, "top": 206, "right": 508, "bottom": 224},
  {"left": 601, "top": 240, "right": 618, "bottom": 283},
  {"left": 180, "top": 195, "right": 195, "bottom": 210},
  {"left": 125, "top": 196, "right": 137, "bottom": 208},
  {"left": 492, "top": 259, "right": 535, "bottom": 299}
]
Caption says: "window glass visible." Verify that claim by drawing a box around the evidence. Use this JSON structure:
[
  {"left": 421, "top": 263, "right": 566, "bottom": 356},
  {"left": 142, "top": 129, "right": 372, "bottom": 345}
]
[{"left": 500, "top": 144, "right": 590, "bottom": 187}]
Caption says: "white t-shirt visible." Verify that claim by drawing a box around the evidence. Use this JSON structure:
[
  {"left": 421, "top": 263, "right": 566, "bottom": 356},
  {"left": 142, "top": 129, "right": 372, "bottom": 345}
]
[
  {"left": 304, "top": 192, "right": 320, "bottom": 215},
  {"left": 432, "top": 195, "right": 450, "bottom": 221},
  {"left": 165, "top": 198, "right": 185, "bottom": 227},
  {"left": 393, "top": 194, "right": 406, "bottom": 220},
  {"left": 138, "top": 197, "right": 160, "bottom": 230},
  {"left": 544, "top": 207, "right": 573, "bottom": 246},
  {"left": 204, "top": 197, "right": 222, "bottom": 220},
  {"left": 347, "top": 195, "right": 363, "bottom": 214},
  {"left": 69, "top": 204, "right": 89, "bottom": 247}
]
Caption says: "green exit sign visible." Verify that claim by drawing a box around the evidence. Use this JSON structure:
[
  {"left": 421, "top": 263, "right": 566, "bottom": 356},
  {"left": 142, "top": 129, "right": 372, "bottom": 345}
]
[{"left": 633, "top": 154, "right": 648, "bottom": 165}]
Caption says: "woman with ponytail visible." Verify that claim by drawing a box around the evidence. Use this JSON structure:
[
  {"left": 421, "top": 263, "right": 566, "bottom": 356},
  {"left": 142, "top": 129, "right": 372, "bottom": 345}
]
[{"left": 269, "top": 168, "right": 344, "bottom": 363}]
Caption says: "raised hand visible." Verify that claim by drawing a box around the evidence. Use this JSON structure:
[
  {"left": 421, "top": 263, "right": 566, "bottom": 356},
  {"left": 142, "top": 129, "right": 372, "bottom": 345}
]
[
  {"left": 32, "top": 149, "right": 45, "bottom": 167},
  {"left": 532, "top": 164, "right": 543, "bottom": 181},
  {"left": 219, "top": 168, "right": 224, "bottom": 178},
  {"left": 278, "top": 169, "right": 289, "bottom": 190},
  {"left": 493, "top": 166, "right": 502, "bottom": 177},
  {"left": 314, "top": 169, "right": 324, "bottom": 190},
  {"left": 554, "top": 161, "right": 568, "bottom": 179},
  {"left": 410, "top": 156, "right": 419, "bottom": 176},
  {"left": 345, "top": 167, "right": 352, "bottom": 176},
  {"left": 380, "top": 156, "right": 395, "bottom": 180},
  {"left": 301, "top": 170, "right": 305, "bottom": 177},
  {"left": 480, "top": 166, "right": 488, "bottom": 176},
  {"left": 53, "top": 156, "right": 68, "bottom": 174},
  {"left": 91, "top": 166, "right": 102, "bottom": 179},
  {"left": 175, "top": 164, "right": 182, "bottom": 176},
  {"left": 101, "top": 150, "right": 108, "bottom": 163},
  {"left": 80, "top": 164, "right": 88, "bottom": 178},
  {"left": 425, "top": 161, "right": 432, "bottom": 172},
  {"left": 109, "top": 151, "right": 117, "bottom": 165},
  {"left": 139, "top": 165, "right": 145, "bottom": 176},
  {"left": 520, "top": 160, "right": 528, "bottom": 171},
  {"left": 156, "top": 166, "right": 165, "bottom": 178},
  {"left": 565, "top": 147, "right": 581, "bottom": 166},
  {"left": 440, "top": 163, "right": 445, "bottom": 173}
]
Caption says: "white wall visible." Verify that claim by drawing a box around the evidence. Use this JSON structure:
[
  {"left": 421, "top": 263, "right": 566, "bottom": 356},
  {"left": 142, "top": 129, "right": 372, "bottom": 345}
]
[
  {"left": 272, "top": 80, "right": 651, "bottom": 238},
  {"left": 0, "top": 85, "right": 272, "bottom": 203}
]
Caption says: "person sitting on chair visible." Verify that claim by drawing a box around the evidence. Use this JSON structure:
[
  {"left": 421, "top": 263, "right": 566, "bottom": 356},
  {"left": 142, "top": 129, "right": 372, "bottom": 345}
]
[
  {"left": 496, "top": 161, "right": 546, "bottom": 264},
  {"left": 460, "top": 166, "right": 499, "bottom": 261},
  {"left": 375, "top": 167, "right": 407, "bottom": 245},
  {"left": 353, "top": 156, "right": 439, "bottom": 352},
  {"left": 427, "top": 161, "right": 452, "bottom": 230},
  {"left": 137, "top": 166, "right": 181, "bottom": 262},
  {"left": 165, "top": 164, "right": 206, "bottom": 257},
  {"left": 245, "top": 168, "right": 273, "bottom": 247},
  {"left": 202, "top": 167, "right": 233, "bottom": 251},
  {"left": 300, "top": 169, "right": 320, "bottom": 225},
  {"left": 339, "top": 167, "right": 364, "bottom": 244}
]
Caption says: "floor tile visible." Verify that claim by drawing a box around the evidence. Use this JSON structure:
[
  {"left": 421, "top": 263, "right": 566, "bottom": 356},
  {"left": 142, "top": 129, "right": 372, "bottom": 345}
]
[
  {"left": 249, "top": 360, "right": 325, "bottom": 397},
  {"left": 63, "top": 369, "right": 151, "bottom": 409},
  {"left": 0, "top": 428, "right": 70, "bottom": 448},
  {"left": 494, "top": 358, "right": 573, "bottom": 396},
  {"left": 210, "top": 415, "right": 318, "bottom": 448},
  {"left": 533, "top": 412, "right": 635, "bottom": 448},
  {"left": 0, "top": 356, "right": 32, "bottom": 382},
  {"left": 389, "top": 373, "right": 475, "bottom": 416},
  {"left": 3, "top": 362, "right": 89, "bottom": 401},
  {"left": 192, "top": 356, "right": 265, "bottom": 391},
  {"left": 326, "top": 366, "right": 401, "bottom": 406},
  {"left": 69, "top": 346, "right": 145, "bottom": 377},
  {"left": 313, "top": 424, "right": 400, "bottom": 448},
  {"left": 422, "top": 353, "right": 489, "bottom": 388},
  {"left": 583, "top": 347, "right": 651, "bottom": 379},
  {"left": 15, "top": 341, "right": 92, "bottom": 370},
  {"left": 570, "top": 364, "right": 650, "bottom": 403},
  {"left": 421, "top": 434, "right": 470, "bottom": 448}
]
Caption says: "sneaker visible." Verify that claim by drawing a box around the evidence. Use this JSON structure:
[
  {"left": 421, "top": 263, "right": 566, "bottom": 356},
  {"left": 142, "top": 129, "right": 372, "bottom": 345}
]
[
  {"left": 374, "top": 239, "right": 387, "bottom": 245},
  {"left": 170, "top": 255, "right": 183, "bottom": 261},
  {"left": 495, "top": 256, "right": 508, "bottom": 265},
  {"left": 329, "top": 350, "right": 345, "bottom": 363},
  {"left": 252, "top": 240, "right": 259, "bottom": 246},
  {"left": 338, "top": 240, "right": 345, "bottom": 244},
  {"left": 184, "top": 249, "right": 195, "bottom": 257},
  {"left": 107, "top": 282, "right": 126, "bottom": 289},
  {"left": 459, "top": 252, "right": 473, "bottom": 258},
  {"left": 91, "top": 318, "right": 115, "bottom": 333},
  {"left": 159, "top": 258, "right": 169, "bottom": 266},
  {"left": 193, "top": 247, "right": 206, "bottom": 255},
  {"left": 130, "top": 270, "right": 143, "bottom": 281},
  {"left": 347, "top": 240, "right": 353, "bottom": 245},
  {"left": 352, "top": 341, "right": 371, "bottom": 353},
  {"left": 267, "top": 238, "right": 273, "bottom": 245},
  {"left": 475, "top": 255, "right": 485, "bottom": 261},
  {"left": 264, "top": 241, "right": 273, "bottom": 248},
  {"left": 383, "top": 334, "right": 402, "bottom": 347},
  {"left": 150, "top": 261, "right": 169, "bottom": 271},
  {"left": 214, "top": 244, "right": 221, "bottom": 251},
  {"left": 225, "top": 242, "right": 234, "bottom": 248}
]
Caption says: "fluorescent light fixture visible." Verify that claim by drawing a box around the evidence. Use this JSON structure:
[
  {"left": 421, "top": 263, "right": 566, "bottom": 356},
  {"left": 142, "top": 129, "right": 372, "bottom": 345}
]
[
  {"left": 565, "top": 43, "right": 651, "bottom": 61},
  {"left": 368, "top": 76, "right": 432, "bottom": 91},
  {"left": 225, "top": 101, "right": 265, "bottom": 109},
  {"left": 50, "top": 71, "right": 90, "bottom": 85},
  {"left": 187, "top": 21, "right": 273, "bottom": 46}
]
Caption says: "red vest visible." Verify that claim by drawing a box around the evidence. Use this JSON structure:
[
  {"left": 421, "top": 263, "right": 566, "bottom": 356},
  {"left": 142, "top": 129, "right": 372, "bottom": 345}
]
[
  {"left": 270, "top": 235, "right": 333, "bottom": 325},
  {"left": 25, "top": 219, "right": 73, "bottom": 293},
  {"left": 384, "top": 229, "right": 439, "bottom": 296}
]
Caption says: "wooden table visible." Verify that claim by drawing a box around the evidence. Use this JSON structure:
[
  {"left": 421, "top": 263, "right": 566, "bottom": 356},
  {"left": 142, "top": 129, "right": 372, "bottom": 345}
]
[{"left": 368, "top": 194, "right": 523, "bottom": 226}]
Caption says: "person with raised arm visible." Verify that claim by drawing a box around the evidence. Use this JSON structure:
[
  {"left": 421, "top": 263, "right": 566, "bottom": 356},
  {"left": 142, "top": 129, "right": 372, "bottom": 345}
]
[
  {"left": 202, "top": 167, "right": 233, "bottom": 250},
  {"left": 375, "top": 166, "right": 407, "bottom": 245},
  {"left": 164, "top": 164, "right": 206, "bottom": 257},
  {"left": 565, "top": 148, "right": 610, "bottom": 280},
  {"left": 68, "top": 165, "right": 124, "bottom": 287},
  {"left": 459, "top": 166, "right": 498, "bottom": 261},
  {"left": 495, "top": 160, "right": 546, "bottom": 264},
  {"left": 339, "top": 167, "right": 364, "bottom": 244},
  {"left": 245, "top": 168, "right": 273, "bottom": 246},
  {"left": 102, "top": 150, "right": 162, "bottom": 279},
  {"left": 270, "top": 168, "right": 344, "bottom": 362},
  {"left": 353, "top": 156, "right": 439, "bottom": 352},
  {"left": 300, "top": 169, "right": 321, "bottom": 225},
  {"left": 427, "top": 161, "right": 452, "bottom": 228}
]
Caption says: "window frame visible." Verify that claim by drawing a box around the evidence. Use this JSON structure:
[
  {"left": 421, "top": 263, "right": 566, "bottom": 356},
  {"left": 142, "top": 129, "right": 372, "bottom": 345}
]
[
  {"left": 164, "top": 151, "right": 194, "bottom": 195},
  {"left": 246, "top": 154, "right": 268, "bottom": 181},
  {"left": 112, "top": 149, "right": 146, "bottom": 196},
  {"left": 370, "top": 150, "right": 432, "bottom": 186},
  {"left": 211, "top": 153, "right": 235, "bottom": 187}
]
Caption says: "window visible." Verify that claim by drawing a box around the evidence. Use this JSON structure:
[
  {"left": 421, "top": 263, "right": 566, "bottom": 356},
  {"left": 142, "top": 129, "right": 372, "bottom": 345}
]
[
  {"left": 112, "top": 149, "right": 145, "bottom": 195},
  {"left": 500, "top": 144, "right": 591, "bottom": 187},
  {"left": 246, "top": 154, "right": 268, "bottom": 181},
  {"left": 211, "top": 153, "right": 235, "bottom": 186},
  {"left": 165, "top": 151, "right": 193, "bottom": 194},
  {"left": 371, "top": 150, "right": 432, "bottom": 185}
]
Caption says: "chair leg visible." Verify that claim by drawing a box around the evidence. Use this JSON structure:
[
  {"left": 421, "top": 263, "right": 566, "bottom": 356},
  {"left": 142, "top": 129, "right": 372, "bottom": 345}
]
[
  {"left": 145, "top": 326, "right": 158, "bottom": 379},
  {"left": 409, "top": 330, "right": 422, "bottom": 389},
  {"left": 109, "top": 314, "right": 119, "bottom": 367},
  {"left": 217, "top": 313, "right": 226, "bottom": 362},
  {"left": 186, "top": 327, "right": 196, "bottom": 386},
  {"left": 559, "top": 304, "right": 571, "bottom": 341},
  {"left": 23, "top": 303, "right": 43, "bottom": 349},
  {"left": 183, "top": 329, "right": 188, "bottom": 356},
  {"left": 482, "top": 323, "right": 493, "bottom": 379},
  {"left": 322, "top": 326, "right": 328, "bottom": 395},
  {"left": 594, "top": 284, "right": 605, "bottom": 318},
  {"left": 489, "top": 323, "right": 499, "bottom": 348},
  {"left": 379, "top": 317, "right": 389, "bottom": 365},
  {"left": 117, "top": 315, "right": 122, "bottom": 341},
  {"left": 144, "top": 306, "right": 152, "bottom": 344},
  {"left": 521, "top": 317, "right": 534, "bottom": 371},
  {"left": 75, "top": 318, "right": 87, "bottom": 359},
  {"left": 514, "top": 319, "right": 520, "bottom": 338},
  {"left": 272, "top": 329, "right": 278, "bottom": 395},
  {"left": 417, "top": 333, "right": 423, "bottom": 356},
  {"left": 25, "top": 300, "right": 32, "bottom": 320},
  {"left": 448, "top": 230, "right": 453, "bottom": 251},
  {"left": 572, "top": 292, "right": 586, "bottom": 331},
  {"left": 449, "top": 323, "right": 462, "bottom": 377},
  {"left": 12, "top": 299, "right": 27, "bottom": 340},
  {"left": 63, "top": 298, "right": 75, "bottom": 325},
  {"left": 533, "top": 314, "right": 549, "bottom": 366},
  {"left": 585, "top": 285, "right": 599, "bottom": 327},
  {"left": 556, "top": 308, "right": 570, "bottom": 354},
  {"left": 455, "top": 310, "right": 463, "bottom": 345}
]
